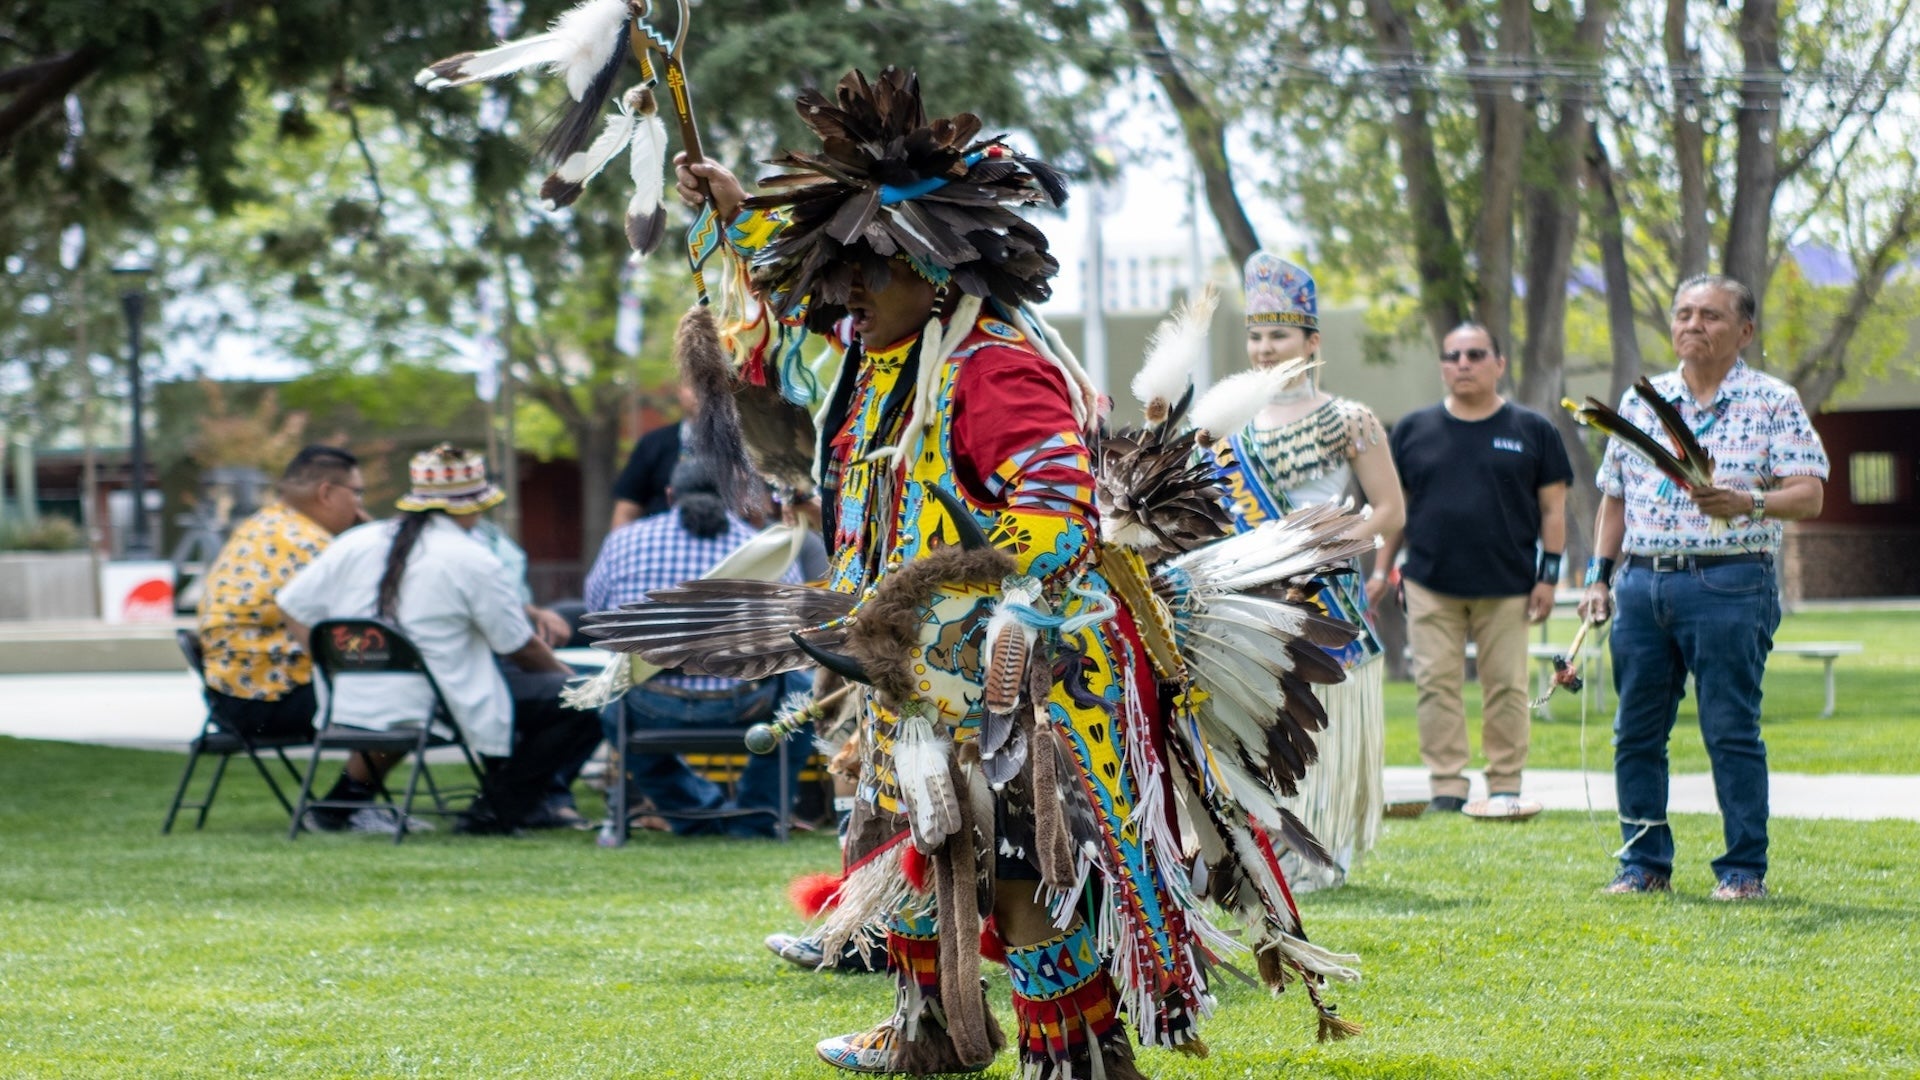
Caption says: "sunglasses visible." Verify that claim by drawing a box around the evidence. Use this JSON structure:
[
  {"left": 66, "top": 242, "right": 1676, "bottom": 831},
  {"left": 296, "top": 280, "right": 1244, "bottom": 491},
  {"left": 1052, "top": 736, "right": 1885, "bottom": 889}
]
[{"left": 1441, "top": 348, "right": 1493, "bottom": 364}]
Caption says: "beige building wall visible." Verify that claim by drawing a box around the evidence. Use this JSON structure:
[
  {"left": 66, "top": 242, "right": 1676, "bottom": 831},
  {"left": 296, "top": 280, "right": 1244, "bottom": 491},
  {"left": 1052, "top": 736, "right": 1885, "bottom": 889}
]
[{"left": 1044, "top": 301, "right": 1920, "bottom": 426}]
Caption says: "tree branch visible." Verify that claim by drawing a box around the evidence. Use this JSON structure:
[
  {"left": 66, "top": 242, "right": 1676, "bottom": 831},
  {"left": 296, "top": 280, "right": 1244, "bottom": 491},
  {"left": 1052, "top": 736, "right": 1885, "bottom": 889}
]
[
  {"left": 335, "top": 95, "right": 388, "bottom": 226},
  {"left": 0, "top": 45, "right": 102, "bottom": 153},
  {"left": 1778, "top": 0, "right": 1914, "bottom": 181},
  {"left": 1790, "top": 188, "right": 1920, "bottom": 411},
  {"left": 1115, "top": 0, "right": 1262, "bottom": 268}
]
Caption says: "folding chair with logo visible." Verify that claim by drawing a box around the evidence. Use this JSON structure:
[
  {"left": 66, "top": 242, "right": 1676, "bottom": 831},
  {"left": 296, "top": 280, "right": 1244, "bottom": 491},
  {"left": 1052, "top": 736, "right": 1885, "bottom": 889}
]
[
  {"left": 163, "top": 629, "right": 316, "bottom": 833},
  {"left": 289, "top": 618, "right": 487, "bottom": 844}
]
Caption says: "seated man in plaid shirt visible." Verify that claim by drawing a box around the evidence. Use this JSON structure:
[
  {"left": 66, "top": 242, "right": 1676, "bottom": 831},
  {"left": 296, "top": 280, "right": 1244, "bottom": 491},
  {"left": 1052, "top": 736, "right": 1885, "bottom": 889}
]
[{"left": 583, "top": 457, "right": 810, "bottom": 838}]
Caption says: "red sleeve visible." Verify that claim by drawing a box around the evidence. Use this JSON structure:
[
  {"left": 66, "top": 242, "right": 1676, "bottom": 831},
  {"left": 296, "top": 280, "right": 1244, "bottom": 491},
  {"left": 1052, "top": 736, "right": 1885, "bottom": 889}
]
[{"left": 950, "top": 344, "right": 1085, "bottom": 506}]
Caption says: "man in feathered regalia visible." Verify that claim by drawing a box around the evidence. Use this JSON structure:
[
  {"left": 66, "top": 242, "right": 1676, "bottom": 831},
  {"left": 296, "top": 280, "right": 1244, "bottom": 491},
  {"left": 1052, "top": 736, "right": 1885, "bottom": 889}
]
[
  {"left": 418, "top": 20, "right": 1370, "bottom": 1072},
  {"left": 616, "top": 69, "right": 1369, "bottom": 1078}
]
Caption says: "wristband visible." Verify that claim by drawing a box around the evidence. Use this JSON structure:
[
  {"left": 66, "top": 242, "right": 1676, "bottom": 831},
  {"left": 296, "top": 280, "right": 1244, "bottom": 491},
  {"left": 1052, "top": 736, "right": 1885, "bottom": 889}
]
[
  {"left": 1535, "top": 551, "right": 1564, "bottom": 585},
  {"left": 1751, "top": 489, "right": 1766, "bottom": 520},
  {"left": 1584, "top": 556, "right": 1616, "bottom": 587}
]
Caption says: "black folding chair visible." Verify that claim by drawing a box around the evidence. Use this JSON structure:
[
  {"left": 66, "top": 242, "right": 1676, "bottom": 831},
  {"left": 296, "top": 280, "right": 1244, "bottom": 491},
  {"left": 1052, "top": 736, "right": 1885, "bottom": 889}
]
[
  {"left": 163, "top": 630, "right": 315, "bottom": 833},
  {"left": 605, "top": 683, "right": 791, "bottom": 847},
  {"left": 289, "top": 618, "right": 487, "bottom": 844}
]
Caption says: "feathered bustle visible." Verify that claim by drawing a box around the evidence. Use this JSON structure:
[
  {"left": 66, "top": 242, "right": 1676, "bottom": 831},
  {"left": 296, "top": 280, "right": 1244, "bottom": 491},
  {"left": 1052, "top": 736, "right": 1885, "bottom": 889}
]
[
  {"left": 1188, "top": 356, "right": 1319, "bottom": 443},
  {"left": 1133, "top": 282, "right": 1219, "bottom": 424}
]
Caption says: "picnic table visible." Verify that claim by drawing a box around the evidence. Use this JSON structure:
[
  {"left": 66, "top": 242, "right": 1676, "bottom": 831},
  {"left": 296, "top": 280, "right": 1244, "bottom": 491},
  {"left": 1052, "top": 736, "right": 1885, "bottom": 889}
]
[{"left": 1770, "top": 641, "right": 1864, "bottom": 718}]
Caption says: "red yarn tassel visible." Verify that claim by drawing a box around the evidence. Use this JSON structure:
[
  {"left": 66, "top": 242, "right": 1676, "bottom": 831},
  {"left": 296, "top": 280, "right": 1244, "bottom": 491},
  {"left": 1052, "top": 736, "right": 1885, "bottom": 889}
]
[
  {"left": 902, "top": 845, "right": 932, "bottom": 893},
  {"left": 979, "top": 916, "right": 1008, "bottom": 965},
  {"left": 787, "top": 871, "right": 844, "bottom": 917}
]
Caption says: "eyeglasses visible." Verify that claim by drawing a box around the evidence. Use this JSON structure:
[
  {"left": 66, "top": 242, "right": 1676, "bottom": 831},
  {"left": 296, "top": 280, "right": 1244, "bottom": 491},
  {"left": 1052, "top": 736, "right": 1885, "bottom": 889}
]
[
  {"left": 333, "top": 483, "right": 366, "bottom": 500},
  {"left": 1441, "top": 348, "right": 1492, "bottom": 364}
]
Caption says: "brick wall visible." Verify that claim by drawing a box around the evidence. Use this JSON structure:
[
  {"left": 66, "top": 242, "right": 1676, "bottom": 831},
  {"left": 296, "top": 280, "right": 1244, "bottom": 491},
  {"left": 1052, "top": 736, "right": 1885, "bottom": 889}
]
[{"left": 1785, "top": 524, "right": 1920, "bottom": 600}]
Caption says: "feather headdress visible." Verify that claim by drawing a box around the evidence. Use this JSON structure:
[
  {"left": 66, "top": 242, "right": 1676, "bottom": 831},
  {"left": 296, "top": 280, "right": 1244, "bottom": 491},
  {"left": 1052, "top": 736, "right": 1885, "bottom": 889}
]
[{"left": 742, "top": 67, "right": 1069, "bottom": 332}]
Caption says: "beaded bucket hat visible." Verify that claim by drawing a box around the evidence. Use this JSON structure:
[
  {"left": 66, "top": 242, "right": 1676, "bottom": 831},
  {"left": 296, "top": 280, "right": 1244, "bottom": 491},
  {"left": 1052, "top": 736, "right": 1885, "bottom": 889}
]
[
  {"left": 1243, "top": 252, "right": 1318, "bottom": 331},
  {"left": 394, "top": 443, "right": 505, "bottom": 515}
]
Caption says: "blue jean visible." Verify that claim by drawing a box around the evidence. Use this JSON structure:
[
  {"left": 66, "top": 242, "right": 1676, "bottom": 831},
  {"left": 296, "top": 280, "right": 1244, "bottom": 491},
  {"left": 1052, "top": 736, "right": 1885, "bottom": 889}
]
[
  {"left": 605, "top": 670, "right": 811, "bottom": 838},
  {"left": 1610, "top": 559, "right": 1780, "bottom": 879}
]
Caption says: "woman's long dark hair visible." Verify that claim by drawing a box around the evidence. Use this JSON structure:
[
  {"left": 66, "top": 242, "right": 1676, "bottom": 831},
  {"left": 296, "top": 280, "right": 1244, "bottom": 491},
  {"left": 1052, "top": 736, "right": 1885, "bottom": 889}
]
[{"left": 376, "top": 510, "right": 440, "bottom": 620}]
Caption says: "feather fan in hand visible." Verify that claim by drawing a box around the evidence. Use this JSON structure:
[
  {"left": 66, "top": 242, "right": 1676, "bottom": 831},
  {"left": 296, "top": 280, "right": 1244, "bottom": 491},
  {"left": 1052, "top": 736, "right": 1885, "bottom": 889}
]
[{"left": 1563, "top": 376, "right": 1715, "bottom": 491}]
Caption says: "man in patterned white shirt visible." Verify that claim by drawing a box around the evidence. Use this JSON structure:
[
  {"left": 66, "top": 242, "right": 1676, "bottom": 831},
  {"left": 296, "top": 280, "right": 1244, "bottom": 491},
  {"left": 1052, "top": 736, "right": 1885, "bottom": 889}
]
[
  {"left": 583, "top": 457, "right": 810, "bottom": 838},
  {"left": 1578, "top": 274, "right": 1828, "bottom": 901}
]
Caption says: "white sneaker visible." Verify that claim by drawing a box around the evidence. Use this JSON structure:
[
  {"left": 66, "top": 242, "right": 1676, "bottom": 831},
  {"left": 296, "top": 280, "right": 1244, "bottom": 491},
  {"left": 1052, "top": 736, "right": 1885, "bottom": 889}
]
[
  {"left": 1463, "top": 794, "right": 1543, "bottom": 820},
  {"left": 345, "top": 807, "right": 437, "bottom": 834}
]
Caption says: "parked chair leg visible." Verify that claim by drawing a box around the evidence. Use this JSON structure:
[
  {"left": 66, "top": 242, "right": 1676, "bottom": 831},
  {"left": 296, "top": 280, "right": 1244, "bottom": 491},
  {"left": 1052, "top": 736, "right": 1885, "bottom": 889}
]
[
  {"left": 162, "top": 743, "right": 206, "bottom": 835},
  {"left": 192, "top": 754, "right": 233, "bottom": 831},
  {"left": 288, "top": 742, "right": 329, "bottom": 841},
  {"left": 393, "top": 729, "right": 433, "bottom": 845},
  {"left": 608, "top": 702, "right": 630, "bottom": 848}
]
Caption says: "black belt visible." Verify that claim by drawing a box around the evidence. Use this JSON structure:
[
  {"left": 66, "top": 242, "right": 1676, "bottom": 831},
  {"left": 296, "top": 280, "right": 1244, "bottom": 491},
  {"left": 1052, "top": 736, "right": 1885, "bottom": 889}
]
[{"left": 1625, "top": 552, "right": 1771, "bottom": 573}]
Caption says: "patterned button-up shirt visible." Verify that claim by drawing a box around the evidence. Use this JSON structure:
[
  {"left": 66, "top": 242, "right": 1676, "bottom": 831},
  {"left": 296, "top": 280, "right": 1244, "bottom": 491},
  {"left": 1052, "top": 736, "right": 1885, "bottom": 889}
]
[
  {"left": 584, "top": 510, "right": 802, "bottom": 692},
  {"left": 1597, "top": 360, "right": 1829, "bottom": 555},
  {"left": 197, "top": 503, "right": 334, "bottom": 700}
]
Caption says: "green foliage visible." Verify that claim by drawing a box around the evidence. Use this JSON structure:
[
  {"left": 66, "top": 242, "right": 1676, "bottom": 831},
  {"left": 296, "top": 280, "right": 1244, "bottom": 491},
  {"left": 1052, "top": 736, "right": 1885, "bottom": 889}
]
[
  {"left": 0, "top": 515, "right": 85, "bottom": 552},
  {"left": 1, "top": 734, "right": 1917, "bottom": 1077}
]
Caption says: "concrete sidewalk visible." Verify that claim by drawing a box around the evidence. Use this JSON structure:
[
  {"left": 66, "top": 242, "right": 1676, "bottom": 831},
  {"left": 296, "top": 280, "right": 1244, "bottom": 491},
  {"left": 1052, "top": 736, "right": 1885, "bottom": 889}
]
[
  {"left": 1382, "top": 766, "right": 1920, "bottom": 823},
  {"left": 3, "top": 670, "right": 1917, "bottom": 822}
]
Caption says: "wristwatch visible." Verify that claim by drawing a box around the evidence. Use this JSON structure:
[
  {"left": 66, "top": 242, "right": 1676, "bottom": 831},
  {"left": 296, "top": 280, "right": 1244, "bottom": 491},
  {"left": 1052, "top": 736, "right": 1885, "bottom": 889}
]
[{"left": 1751, "top": 489, "right": 1767, "bottom": 519}]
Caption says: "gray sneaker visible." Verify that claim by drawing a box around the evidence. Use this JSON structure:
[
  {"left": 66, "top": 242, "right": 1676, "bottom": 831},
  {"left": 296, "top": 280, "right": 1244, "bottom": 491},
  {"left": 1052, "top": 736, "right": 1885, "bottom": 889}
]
[{"left": 344, "top": 807, "right": 437, "bottom": 834}]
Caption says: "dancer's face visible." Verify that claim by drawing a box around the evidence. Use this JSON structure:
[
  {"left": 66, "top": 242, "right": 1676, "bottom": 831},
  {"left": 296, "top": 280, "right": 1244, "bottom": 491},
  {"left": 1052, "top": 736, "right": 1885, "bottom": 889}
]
[
  {"left": 1246, "top": 324, "right": 1317, "bottom": 371},
  {"left": 847, "top": 260, "right": 939, "bottom": 349}
]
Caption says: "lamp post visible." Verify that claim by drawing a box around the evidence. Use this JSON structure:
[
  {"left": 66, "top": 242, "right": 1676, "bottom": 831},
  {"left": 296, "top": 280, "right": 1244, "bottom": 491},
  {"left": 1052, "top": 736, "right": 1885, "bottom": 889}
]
[{"left": 113, "top": 264, "right": 152, "bottom": 560}]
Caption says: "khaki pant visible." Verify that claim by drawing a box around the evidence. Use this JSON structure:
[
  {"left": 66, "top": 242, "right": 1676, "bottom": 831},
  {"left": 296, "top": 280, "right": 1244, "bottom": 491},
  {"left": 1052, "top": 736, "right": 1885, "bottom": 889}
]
[{"left": 1405, "top": 579, "right": 1531, "bottom": 799}]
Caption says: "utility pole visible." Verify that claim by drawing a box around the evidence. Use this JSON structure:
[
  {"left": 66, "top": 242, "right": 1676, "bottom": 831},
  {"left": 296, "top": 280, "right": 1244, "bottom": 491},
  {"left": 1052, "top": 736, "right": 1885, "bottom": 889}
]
[{"left": 113, "top": 264, "right": 153, "bottom": 559}]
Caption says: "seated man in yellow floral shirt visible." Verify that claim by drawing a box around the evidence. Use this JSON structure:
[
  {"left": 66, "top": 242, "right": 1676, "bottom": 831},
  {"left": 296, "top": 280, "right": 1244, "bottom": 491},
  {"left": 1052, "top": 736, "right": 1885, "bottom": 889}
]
[{"left": 197, "top": 445, "right": 366, "bottom": 739}]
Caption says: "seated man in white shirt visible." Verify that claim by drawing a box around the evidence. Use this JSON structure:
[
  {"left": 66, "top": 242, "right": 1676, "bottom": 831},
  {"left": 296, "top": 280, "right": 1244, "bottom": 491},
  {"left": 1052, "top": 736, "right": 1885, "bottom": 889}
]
[{"left": 278, "top": 444, "right": 603, "bottom": 835}]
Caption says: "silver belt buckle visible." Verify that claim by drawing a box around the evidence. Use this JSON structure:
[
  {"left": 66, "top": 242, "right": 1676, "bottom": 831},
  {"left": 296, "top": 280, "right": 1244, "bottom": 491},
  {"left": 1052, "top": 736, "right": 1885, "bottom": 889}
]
[{"left": 1651, "top": 554, "right": 1687, "bottom": 572}]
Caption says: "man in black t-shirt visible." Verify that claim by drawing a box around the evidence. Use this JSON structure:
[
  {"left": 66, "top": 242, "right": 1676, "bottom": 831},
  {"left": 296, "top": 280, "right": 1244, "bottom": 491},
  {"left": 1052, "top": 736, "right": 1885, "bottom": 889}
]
[
  {"left": 1380, "top": 323, "right": 1572, "bottom": 816},
  {"left": 610, "top": 382, "right": 697, "bottom": 529}
]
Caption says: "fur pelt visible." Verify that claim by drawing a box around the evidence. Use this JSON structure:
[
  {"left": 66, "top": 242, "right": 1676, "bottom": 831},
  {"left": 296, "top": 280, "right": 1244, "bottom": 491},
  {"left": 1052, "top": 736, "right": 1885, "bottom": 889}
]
[
  {"left": 845, "top": 545, "right": 1017, "bottom": 706},
  {"left": 676, "top": 304, "right": 760, "bottom": 513},
  {"left": 893, "top": 987, "right": 1007, "bottom": 1074}
]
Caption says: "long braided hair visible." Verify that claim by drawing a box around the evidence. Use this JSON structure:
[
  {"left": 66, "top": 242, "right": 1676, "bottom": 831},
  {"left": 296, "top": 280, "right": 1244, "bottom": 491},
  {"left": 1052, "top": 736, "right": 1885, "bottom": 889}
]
[{"left": 375, "top": 511, "right": 440, "bottom": 621}]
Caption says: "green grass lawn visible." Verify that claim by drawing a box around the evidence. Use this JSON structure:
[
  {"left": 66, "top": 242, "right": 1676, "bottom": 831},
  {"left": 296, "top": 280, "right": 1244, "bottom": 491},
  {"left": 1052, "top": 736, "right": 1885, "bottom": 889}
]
[
  {"left": 1383, "top": 608, "right": 1920, "bottom": 775},
  {"left": 2, "top": 736, "right": 1916, "bottom": 1078}
]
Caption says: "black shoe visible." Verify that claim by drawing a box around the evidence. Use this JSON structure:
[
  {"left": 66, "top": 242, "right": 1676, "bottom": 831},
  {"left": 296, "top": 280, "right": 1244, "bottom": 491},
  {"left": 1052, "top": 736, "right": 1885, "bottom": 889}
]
[
  {"left": 522, "top": 800, "right": 592, "bottom": 831},
  {"left": 1427, "top": 795, "right": 1467, "bottom": 814},
  {"left": 452, "top": 803, "right": 524, "bottom": 836},
  {"left": 299, "top": 808, "right": 352, "bottom": 833}
]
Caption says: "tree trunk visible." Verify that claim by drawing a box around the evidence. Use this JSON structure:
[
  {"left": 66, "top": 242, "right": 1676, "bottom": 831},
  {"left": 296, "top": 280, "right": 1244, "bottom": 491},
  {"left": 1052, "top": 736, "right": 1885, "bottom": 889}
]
[
  {"left": 1365, "top": 0, "right": 1473, "bottom": 345},
  {"left": 1473, "top": 0, "right": 1534, "bottom": 355},
  {"left": 1116, "top": 0, "right": 1263, "bottom": 268},
  {"left": 1665, "top": 0, "right": 1712, "bottom": 279},
  {"left": 1723, "top": 0, "right": 1784, "bottom": 323},
  {"left": 1516, "top": 0, "right": 1611, "bottom": 571},
  {"left": 1587, "top": 126, "right": 1646, "bottom": 407},
  {"left": 574, "top": 407, "right": 620, "bottom": 567}
]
